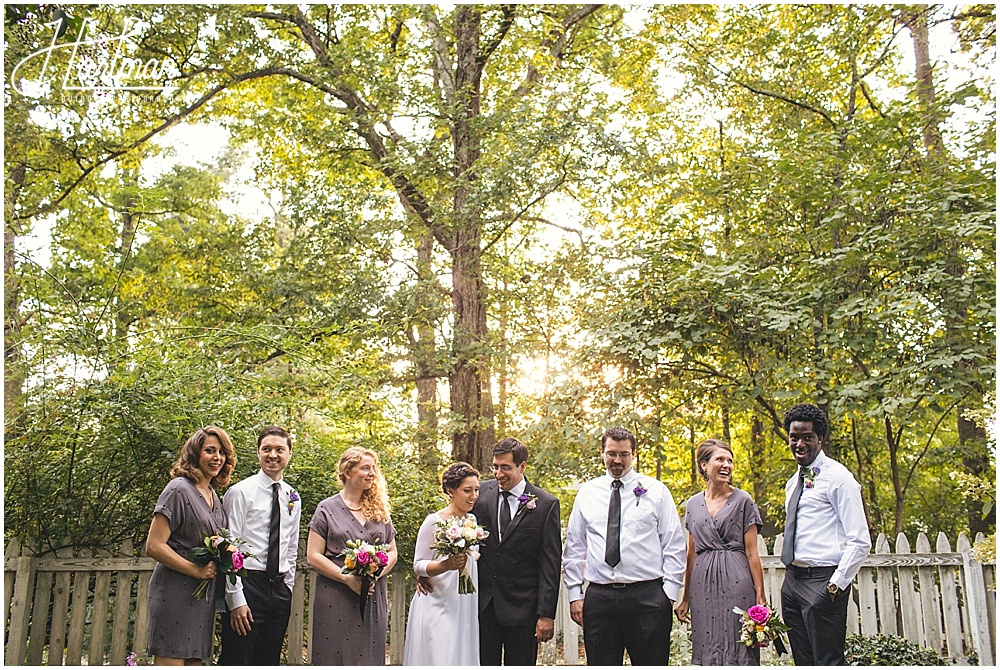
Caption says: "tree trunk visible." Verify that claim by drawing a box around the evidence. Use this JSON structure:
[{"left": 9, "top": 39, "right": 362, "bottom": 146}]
[
  {"left": 749, "top": 414, "right": 775, "bottom": 536},
  {"left": 413, "top": 232, "right": 440, "bottom": 469},
  {"left": 447, "top": 7, "right": 495, "bottom": 471}
]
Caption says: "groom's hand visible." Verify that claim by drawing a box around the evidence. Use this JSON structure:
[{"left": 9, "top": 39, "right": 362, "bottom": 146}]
[
  {"left": 569, "top": 600, "right": 584, "bottom": 627},
  {"left": 415, "top": 575, "right": 434, "bottom": 595},
  {"left": 535, "top": 616, "right": 555, "bottom": 642}
]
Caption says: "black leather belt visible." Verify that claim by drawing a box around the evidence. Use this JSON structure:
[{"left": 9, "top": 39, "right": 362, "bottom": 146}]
[
  {"left": 787, "top": 565, "right": 836, "bottom": 577},
  {"left": 591, "top": 579, "right": 660, "bottom": 590}
]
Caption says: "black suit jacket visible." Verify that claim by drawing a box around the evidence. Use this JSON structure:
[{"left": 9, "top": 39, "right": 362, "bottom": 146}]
[{"left": 473, "top": 477, "right": 562, "bottom": 627}]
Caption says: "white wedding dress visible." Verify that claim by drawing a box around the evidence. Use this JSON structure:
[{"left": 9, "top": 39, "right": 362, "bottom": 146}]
[{"left": 402, "top": 512, "right": 480, "bottom": 665}]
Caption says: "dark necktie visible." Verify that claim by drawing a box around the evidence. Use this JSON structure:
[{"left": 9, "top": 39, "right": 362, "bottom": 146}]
[
  {"left": 267, "top": 482, "right": 281, "bottom": 579},
  {"left": 781, "top": 467, "right": 807, "bottom": 567},
  {"left": 499, "top": 491, "right": 512, "bottom": 538},
  {"left": 605, "top": 479, "right": 623, "bottom": 567}
]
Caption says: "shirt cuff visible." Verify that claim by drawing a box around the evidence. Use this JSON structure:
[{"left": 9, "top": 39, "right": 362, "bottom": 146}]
[
  {"left": 661, "top": 581, "right": 680, "bottom": 602},
  {"left": 567, "top": 584, "right": 584, "bottom": 602},
  {"left": 225, "top": 586, "right": 247, "bottom": 610},
  {"left": 831, "top": 571, "right": 850, "bottom": 591}
]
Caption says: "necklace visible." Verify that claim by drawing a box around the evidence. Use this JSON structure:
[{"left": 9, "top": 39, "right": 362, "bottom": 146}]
[{"left": 342, "top": 495, "right": 363, "bottom": 512}]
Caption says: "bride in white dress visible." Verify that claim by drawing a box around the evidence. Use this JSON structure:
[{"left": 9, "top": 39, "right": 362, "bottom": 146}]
[{"left": 403, "top": 462, "right": 482, "bottom": 666}]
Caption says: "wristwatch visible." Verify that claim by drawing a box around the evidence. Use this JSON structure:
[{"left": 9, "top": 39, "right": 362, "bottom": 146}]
[{"left": 826, "top": 582, "right": 840, "bottom": 597}]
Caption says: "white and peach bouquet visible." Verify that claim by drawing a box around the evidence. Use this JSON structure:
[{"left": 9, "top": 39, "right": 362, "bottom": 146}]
[{"left": 431, "top": 514, "right": 488, "bottom": 594}]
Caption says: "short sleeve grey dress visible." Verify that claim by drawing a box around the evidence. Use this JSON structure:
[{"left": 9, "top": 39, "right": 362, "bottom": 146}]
[
  {"left": 146, "top": 476, "right": 226, "bottom": 660},
  {"left": 309, "top": 494, "right": 397, "bottom": 665},
  {"left": 684, "top": 487, "right": 764, "bottom": 665}
]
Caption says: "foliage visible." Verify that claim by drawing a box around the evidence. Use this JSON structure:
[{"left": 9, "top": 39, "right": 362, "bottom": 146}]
[{"left": 844, "top": 633, "right": 949, "bottom": 666}]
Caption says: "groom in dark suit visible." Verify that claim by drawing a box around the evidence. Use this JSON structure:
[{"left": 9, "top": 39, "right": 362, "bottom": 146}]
[{"left": 475, "top": 438, "right": 562, "bottom": 665}]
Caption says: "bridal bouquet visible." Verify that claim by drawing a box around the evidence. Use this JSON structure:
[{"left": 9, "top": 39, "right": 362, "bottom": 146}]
[
  {"left": 340, "top": 539, "right": 391, "bottom": 621},
  {"left": 189, "top": 528, "right": 254, "bottom": 600},
  {"left": 431, "top": 515, "right": 488, "bottom": 594},
  {"left": 733, "top": 604, "right": 790, "bottom": 651}
]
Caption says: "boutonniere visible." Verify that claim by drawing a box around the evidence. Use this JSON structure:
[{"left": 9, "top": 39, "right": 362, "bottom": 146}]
[
  {"left": 633, "top": 483, "right": 648, "bottom": 506},
  {"left": 802, "top": 467, "right": 820, "bottom": 489},
  {"left": 288, "top": 489, "right": 300, "bottom": 513},
  {"left": 517, "top": 492, "right": 538, "bottom": 512}
]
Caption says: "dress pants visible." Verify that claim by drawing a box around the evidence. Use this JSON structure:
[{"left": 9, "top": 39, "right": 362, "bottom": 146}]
[
  {"left": 219, "top": 571, "right": 292, "bottom": 665},
  {"left": 582, "top": 580, "right": 672, "bottom": 666},
  {"left": 780, "top": 565, "right": 850, "bottom": 666},
  {"left": 479, "top": 600, "right": 539, "bottom": 665}
]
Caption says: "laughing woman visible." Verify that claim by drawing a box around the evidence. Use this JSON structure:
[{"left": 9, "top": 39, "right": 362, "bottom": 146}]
[
  {"left": 675, "top": 439, "right": 766, "bottom": 666},
  {"left": 145, "top": 426, "right": 235, "bottom": 665}
]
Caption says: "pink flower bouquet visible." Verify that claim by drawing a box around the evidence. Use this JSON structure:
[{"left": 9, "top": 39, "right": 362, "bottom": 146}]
[
  {"left": 340, "top": 538, "right": 391, "bottom": 621},
  {"left": 431, "top": 514, "right": 489, "bottom": 594},
  {"left": 733, "top": 604, "right": 790, "bottom": 649},
  {"left": 189, "top": 528, "right": 254, "bottom": 600}
]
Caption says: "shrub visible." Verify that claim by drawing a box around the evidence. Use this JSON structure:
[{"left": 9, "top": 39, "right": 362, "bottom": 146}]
[{"left": 845, "top": 633, "right": 948, "bottom": 665}]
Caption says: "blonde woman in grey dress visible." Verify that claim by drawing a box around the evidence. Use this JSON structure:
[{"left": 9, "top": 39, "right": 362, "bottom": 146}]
[
  {"left": 145, "top": 426, "right": 236, "bottom": 665},
  {"left": 675, "top": 439, "right": 766, "bottom": 665}
]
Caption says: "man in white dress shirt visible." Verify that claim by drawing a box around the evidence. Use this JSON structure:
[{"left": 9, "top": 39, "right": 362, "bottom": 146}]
[
  {"left": 563, "top": 426, "right": 686, "bottom": 665},
  {"left": 780, "top": 403, "right": 871, "bottom": 665},
  {"left": 219, "top": 426, "right": 301, "bottom": 665}
]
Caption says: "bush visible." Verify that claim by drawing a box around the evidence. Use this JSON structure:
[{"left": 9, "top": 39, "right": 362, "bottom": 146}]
[{"left": 845, "top": 634, "right": 948, "bottom": 665}]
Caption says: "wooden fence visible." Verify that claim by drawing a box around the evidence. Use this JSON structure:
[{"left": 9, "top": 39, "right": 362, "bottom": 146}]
[{"left": 4, "top": 532, "right": 995, "bottom": 665}]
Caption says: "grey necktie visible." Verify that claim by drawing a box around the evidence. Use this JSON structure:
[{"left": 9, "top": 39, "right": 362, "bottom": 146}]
[
  {"left": 605, "top": 479, "right": 623, "bottom": 567},
  {"left": 781, "top": 467, "right": 807, "bottom": 567}
]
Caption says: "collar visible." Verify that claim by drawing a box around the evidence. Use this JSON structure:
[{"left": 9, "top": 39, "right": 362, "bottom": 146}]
[
  {"left": 502, "top": 477, "right": 527, "bottom": 499},
  {"left": 603, "top": 469, "right": 639, "bottom": 489},
  {"left": 255, "top": 470, "right": 285, "bottom": 489},
  {"left": 802, "top": 450, "right": 827, "bottom": 470}
]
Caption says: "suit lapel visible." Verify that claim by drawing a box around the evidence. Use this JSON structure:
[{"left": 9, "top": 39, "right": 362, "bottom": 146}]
[{"left": 482, "top": 479, "right": 499, "bottom": 542}]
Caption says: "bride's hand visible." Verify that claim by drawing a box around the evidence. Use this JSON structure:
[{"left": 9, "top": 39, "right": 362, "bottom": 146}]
[{"left": 441, "top": 553, "right": 468, "bottom": 572}]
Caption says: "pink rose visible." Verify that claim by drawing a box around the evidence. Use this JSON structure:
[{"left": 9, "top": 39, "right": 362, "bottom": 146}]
[
  {"left": 212, "top": 535, "right": 226, "bottom": 547},
  {"left": 446, "top": 525, "right": 461, "bottom": 540},
  {"left": 375, "top": 551, "right": 389, "bottom": 566},
  {"left": 357, "top": 550, "right": 371, "bottom": 564},
  {"left": 526, "top": 499, "right": 537, "bottom": 510},
  {"left": 747, "top": 604, "right": 770, "bottom": 625},
  {"left": 231, "top": 552, "right": 244, "bottom": 571}
]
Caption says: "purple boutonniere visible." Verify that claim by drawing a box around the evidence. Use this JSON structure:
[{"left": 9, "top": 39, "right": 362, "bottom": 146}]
[
  {"left": 802, "top": 467, "right": 820, "bottom": 489},
  {"left": 517, "top": 492, "right": 538, "bottom": 511},
  {"left": 288, "top": 489, "right": 300, "bottom": 513},
  {"left": 633, "top": 483, "right": 648, "bottom": 506}
]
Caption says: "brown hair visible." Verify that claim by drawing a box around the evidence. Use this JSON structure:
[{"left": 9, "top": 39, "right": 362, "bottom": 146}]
[
  {"left": 338, "top": 447, "right": 391, "bottom": 523},
  {"left": 258, "top": 425, "right": 292, "bottom": 450},
  {"left": 601, "top": 426, "right": 636, "bottom": 452},
  {"left": 170, "top": 426, "right": 235, "bottom": 489},
  {"left": 441, "top": 462, "right": 479, "bottom": 495},
  {"left": 493, "top": 437, "right": 529, "bottom": 465},
  {"left": 696, "top": 438, "right": 734, "bottom": 480}
]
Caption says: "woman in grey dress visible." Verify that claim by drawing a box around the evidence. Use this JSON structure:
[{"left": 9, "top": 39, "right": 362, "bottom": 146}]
[
  {"left": 675, "top": 439, "right": 766, "bottom": 665},
  {"left": 307, "top": 447, "right": 398, "bottom": 665},
  {"left": 144, "top": 426, "right": 235, "bottom": 665}
]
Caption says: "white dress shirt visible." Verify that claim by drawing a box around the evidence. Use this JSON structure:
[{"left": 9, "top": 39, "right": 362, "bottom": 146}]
[
  {"left": 563, "top": 468, "right": 686, "bottom": 602},
  {"left": 498, "top": 478, "right": 527, "bottom": 540},
  {"left": 223, "top": 470, "right": 301, "bottom": 609},
  {"left": 784, "top": 450, "right": 871, "bottom": 589}
]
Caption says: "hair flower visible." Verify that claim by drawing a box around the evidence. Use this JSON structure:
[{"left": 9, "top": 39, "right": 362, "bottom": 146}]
[{"left": 633, "top": 483, "right": 648, "bottom": 506}]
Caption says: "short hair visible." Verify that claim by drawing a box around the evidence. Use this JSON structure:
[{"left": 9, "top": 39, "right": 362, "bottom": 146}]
[
  {"left": 441, "top": 462, "right": 479, "bottom": 495},
  {"left": 493, "top": 437, "right": 528, "bottom": 465},
  {"left": 338, "top": 446, "right": 391, "bottom": 523},
  {"left": 257, "top": 425, "right": 292, "bottom": 450},
  {"left": 783, "top": 403, "right": 829, "bottom": 440},
  {"left": 601, "top": 426, "right": 636, "bottom": 453},
  {"left": 170, "top": 426, "right": 235, "bottom": 489},
  {"left": 695, "top": 439, "right": 734, "bottom": 480}
]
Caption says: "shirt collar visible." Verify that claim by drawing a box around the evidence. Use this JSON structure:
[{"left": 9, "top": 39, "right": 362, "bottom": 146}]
[
  {"left": 804, "top": 450, "right": 827, "bottom": 470},
  {"left": 604, "top": 468, "right": 639, "bottom": 488},
  {"left": 256, "top": 470, "right": 284, "bottom": 488},
  {"left": 502, "top": 477, "right": 528, "bottom": 499}
]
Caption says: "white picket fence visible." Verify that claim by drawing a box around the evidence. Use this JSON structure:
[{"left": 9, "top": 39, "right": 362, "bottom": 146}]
[{"left": 5, "top": 531, "right": 995, "bottom": 665}]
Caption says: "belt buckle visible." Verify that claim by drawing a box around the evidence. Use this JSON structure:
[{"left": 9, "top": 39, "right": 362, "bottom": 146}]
[{"left": 612, "top": 582, "right": 626, "bottom": 589}]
